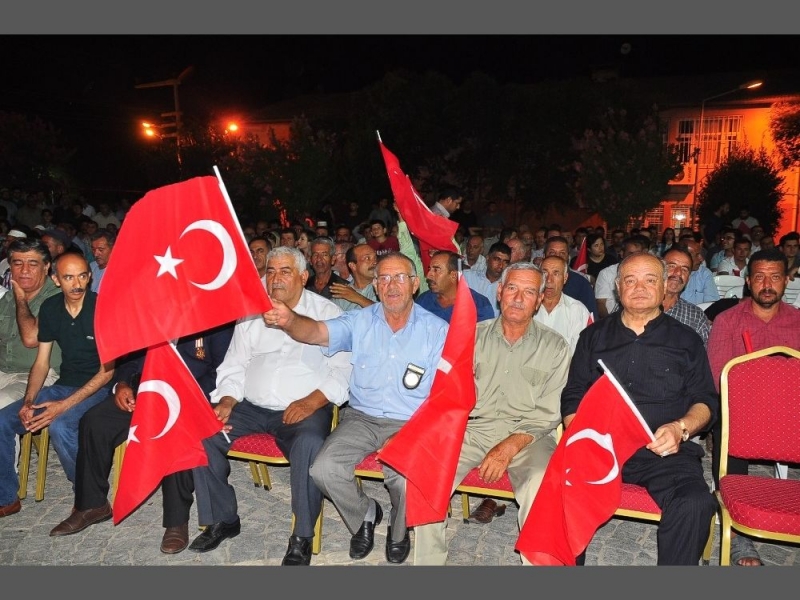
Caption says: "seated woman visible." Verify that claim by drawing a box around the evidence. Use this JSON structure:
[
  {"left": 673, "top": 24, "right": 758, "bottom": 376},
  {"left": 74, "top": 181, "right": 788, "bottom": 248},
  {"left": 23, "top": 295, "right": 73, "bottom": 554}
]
[{"left": 584, "top": 233, "right": 617, "bottom": 282}]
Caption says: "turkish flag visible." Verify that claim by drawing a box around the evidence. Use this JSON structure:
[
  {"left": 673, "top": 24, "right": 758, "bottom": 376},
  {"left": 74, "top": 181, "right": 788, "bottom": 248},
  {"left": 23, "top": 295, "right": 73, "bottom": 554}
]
[
  {"left": 379, "top": 275, "right": 477, "bottom": 527},
  {"left": 95, "top": 175, "right": 271, "bottom": 364},
  {"left": 573, "top": 237, "right": 588, "bottom": 276},
  {"left": 378, "top": 138, "right": 460, "bottom": 273},
  {"left": 515, "top": 361, "right": 655, "bottom": 565},
  {"left": 112, "top": 342, "right": 224, "bottom": 524}
]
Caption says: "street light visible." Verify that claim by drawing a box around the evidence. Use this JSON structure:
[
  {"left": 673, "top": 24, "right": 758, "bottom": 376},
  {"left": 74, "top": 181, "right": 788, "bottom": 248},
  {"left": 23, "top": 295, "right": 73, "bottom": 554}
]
[{"left": 690, "top": 79, "right": 763, "bottom": 228}]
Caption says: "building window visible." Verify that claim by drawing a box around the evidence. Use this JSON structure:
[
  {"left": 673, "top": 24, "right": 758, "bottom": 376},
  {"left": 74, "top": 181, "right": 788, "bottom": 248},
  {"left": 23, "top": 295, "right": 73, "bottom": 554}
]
[
  {"left": 671, "top": 204, "right": 691, "bottom": 231},
  {"left": 679, "top": 116, "right": 743, "bottom": 166}
]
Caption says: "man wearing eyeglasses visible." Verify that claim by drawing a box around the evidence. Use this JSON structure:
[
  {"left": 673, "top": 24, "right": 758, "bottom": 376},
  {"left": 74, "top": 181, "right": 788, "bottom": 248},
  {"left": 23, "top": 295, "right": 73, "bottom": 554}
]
[
  {"left": 662, "top": 246, "right": 711, "bottom": 348},
  {"left": 264, "top": 252, "right": 448, "bottom": 564}
]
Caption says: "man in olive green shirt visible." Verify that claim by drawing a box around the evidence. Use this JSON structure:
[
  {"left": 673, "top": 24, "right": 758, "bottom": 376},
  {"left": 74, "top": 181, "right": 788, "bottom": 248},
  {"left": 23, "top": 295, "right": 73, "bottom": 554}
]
[
  {"left": 414, "top": 262, "right": 570, "bottom": 565},
  {"left": 0, "top": 239, "right": 61, "bottom": 409}
]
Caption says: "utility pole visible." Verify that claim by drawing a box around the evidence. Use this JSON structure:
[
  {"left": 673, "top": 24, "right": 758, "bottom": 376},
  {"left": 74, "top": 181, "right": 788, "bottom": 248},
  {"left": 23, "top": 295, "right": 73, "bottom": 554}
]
[{"left": 135, "top": 66, "right": 193, "bottom": 176}]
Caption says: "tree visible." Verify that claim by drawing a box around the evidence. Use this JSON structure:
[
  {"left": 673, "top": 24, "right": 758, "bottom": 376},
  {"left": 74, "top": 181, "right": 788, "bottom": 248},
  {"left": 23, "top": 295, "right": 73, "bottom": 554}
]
[
  {"left": 569, "top": 105, "right": 682, "bottom": 228},
  {"left": 0, "top": 111, "right": 75, "bottom": 191},
  {"left": 696, "top": 146, "right": 784, "bottom": 236},
  {"left": 769, "top": 100, "right": 800, "bottom": 169}
]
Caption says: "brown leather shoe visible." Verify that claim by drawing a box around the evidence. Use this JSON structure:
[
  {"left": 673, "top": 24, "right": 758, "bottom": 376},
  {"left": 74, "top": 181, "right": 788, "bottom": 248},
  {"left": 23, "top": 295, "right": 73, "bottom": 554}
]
[
  {"left": 0, "top": 498, "right": 21, "bottom": 517},
  {"left": 49, "top": 502, "right": 112, "bottom": 536},
  {"left": 469, "top": 498, "right": 507, "bottom": 524},
  {"left": 161, "top": 523, "right": 190, "bottom": 554}
]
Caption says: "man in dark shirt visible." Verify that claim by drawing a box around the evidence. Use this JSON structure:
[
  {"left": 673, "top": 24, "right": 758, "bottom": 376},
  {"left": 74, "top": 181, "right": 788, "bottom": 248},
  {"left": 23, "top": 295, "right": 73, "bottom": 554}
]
[
  {"left": 561, "top": 252, "right": 718, "bottom": 565},
  {"left": 305, "top": 237, "right": 349, "bottom": 300},
  {"left": 543, "top": 236, "right": 598, "bottom": 316},
  {"left": 48, "top": 323, "right": 234, "bottom": 553}
]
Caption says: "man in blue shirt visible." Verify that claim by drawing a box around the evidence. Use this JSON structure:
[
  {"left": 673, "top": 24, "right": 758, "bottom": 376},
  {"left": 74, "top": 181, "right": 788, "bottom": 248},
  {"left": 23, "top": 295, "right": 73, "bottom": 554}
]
[
  {"left": 265, "top": 251, "right": 448, "bottom": 565},
  {"left": 416, "top": 251, "right": 495, "bottom": 323},
  {"left": 680, "top": 238, "right": 720, "bottom": 305}
]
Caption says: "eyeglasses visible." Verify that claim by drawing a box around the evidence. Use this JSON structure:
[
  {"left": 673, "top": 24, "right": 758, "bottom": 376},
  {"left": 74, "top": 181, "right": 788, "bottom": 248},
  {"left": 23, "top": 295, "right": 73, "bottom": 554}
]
[{"left": 374, "top": 273, "right": 416, "bottom": 285}]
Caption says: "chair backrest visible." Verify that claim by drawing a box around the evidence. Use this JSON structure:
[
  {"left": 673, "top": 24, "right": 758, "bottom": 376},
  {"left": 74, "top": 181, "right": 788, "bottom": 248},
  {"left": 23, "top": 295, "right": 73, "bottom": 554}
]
[
  {"left": 783, "top": 278, "right": 800, "bottom": 305},
  {"left": 720, "top": 345, "right": 800, "bottom": 464},
  {"left": 695, "top": 302, "right": 713, "bottom": 312},
  {"left": 714, "top": 274, "right": 745, "bottom": 297},
  {"left": 723, "top": 285, "right": 744, "bottom": 299}
]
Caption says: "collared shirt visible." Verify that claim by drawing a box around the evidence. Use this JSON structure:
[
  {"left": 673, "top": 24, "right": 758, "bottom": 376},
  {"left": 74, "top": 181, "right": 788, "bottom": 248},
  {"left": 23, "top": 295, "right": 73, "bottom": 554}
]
[
  {"left": 594, "top": 263, "right": 619, "bottom": 315},
  {"left": 563, "top": 268, "right": 598, "bottom": 316},
  {"left": 465, "top": 253, "right": 487, "bottom": 276},
  {"left": 431, "top": 201, "right": 450, "bottom": 218},
  {"left": 533, "top": 292, "right": 590, "bottom": 355},
  {"left": 716, "top": 257, "right": 748, "bottom": 278},
  {"left": 470, "top": 317, "right": 570, "bottom": 441},
  {"left": 415, "top": 288, "right": 495, "bottom": 324},
  {"left": 0, "top": 278, "right": 62, "bottom": 374},
  {"left": 561, "top": 311, "right": 718, "bottom": 434},
  {"left": 324, "top": 302, "right": 447, "bottom": 420},
  {"left": 332, "top": 281, "right": 378, "bottom": 313},
  {"left": 681, "top": 264, "right": 720, "bottom": 304},
  {"left": 212, "top": 290, "right": 352, "bottom": 411},
  {"left": 90, "top": 262, "right": 106, "bottom": 293},
  {"left": 707, "top": 299, "right": 800, "bottom": 392},
  {"left": 664, "top": 297, "right": 711, "bottom": 348},
  {"left": 463, "top": 269, "right": 500, "bottom": 317}
]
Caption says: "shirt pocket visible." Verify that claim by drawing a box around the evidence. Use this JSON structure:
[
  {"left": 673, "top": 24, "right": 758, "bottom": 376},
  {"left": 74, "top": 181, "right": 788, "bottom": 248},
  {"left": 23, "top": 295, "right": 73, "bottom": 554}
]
[
  {"left": 353, "top": 354, "right": 384, "bottom": 391},
  {"left": 649, "top": 350, "right": 685, "bottom": 401}
]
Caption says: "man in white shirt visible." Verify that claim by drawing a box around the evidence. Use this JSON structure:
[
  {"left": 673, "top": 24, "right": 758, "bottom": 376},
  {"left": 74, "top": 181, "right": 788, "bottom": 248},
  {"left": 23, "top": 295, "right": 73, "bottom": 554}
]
[
  {"left": 717, "top": 238, "right": 752, "bottom": 278},
  {"left": 431, "top": 186, "right": 463, "bottom": 219},
  {"left": 534, "top": 256, "right": 590, "bottom": 354},
  {"left": 595, "top": 235, "right": 649, "bottom": 318},
  {"left": 188, "top": 246, "right": 352, "bottom": 566}
]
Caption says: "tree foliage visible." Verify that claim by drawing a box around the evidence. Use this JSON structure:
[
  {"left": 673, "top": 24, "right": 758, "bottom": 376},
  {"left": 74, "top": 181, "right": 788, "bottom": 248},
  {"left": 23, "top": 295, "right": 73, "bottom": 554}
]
[
  {"left": 769, "top": 100, "right": 800, "bottom": 169},
  {"left": 696, "top": 146, "right": 784, "bottom": 235},
  {"left": 0, "top": 111, "right": 75, "bottom": 191},
  {"left": 570, "top": 105, "right": 683, "bottom": 229}
]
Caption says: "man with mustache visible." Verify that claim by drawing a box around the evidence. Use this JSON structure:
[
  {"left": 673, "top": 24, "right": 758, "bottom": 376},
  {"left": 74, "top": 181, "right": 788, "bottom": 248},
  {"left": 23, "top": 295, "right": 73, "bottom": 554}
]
[
  {"left": 0, "top": 253, "right": 114, "bottom": 517},
  {"left": 662, "top": 246, "right": 711, "bottom": 347},
  {"left": 706, "top": 248, "right": 800, "bottom": 566}
]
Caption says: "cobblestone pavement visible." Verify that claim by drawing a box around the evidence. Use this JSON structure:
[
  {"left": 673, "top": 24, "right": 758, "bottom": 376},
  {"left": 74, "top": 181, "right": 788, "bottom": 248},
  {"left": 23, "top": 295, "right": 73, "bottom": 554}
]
[{"left": 0, "top": 444, "right": 797, "bottom": 567}]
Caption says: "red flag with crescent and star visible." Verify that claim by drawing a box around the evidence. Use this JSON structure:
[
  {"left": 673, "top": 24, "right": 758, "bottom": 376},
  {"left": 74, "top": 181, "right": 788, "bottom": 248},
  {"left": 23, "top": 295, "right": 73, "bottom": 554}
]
[
  {"left": 378, "top": 136, "right": 460, "bottom": 273},
  {"left": 515, "top": 361, "right": 655, "bottom": 565},
  {"left": 573, "top": 237, "right": 588, "bottom": 277},
  {"left": 378, "top": 274, "right": 476, "bottom": 527},
  {"left": 95, "top": 174, "right": 271, "bottom": 364},
  {"left": 112, "top": 341, "right": 223, "bottom": 524}
]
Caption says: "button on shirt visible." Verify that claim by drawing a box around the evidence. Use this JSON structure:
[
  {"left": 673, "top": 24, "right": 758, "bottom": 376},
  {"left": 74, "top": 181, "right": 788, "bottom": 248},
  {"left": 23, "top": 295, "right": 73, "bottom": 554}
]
[
  {"left": 324, "top": 303, "right": 448, "bottom": 421},
  {"left": 470, "top": 317, "right": 570, "bottom": 441},
  {"left": 211, "top": 290, "right": 352, "bottom": 410},
  {"left": 561, "top": 311, "right": 718, "bottom": 433}
]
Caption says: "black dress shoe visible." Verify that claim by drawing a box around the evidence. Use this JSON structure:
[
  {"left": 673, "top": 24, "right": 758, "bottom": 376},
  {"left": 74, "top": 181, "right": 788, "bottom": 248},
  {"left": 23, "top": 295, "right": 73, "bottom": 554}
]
[
  {"left": 349, "top": 501, "right": 383, "bottom": 559},
  {"left": 282, "top": 535, "right": 312, "bottom": 566},
  {"left": 188, "top": 518, "right": 241, "bottom": 553},
  {"left": 385, "top": 526, "right": 411, "bottom": 564}
]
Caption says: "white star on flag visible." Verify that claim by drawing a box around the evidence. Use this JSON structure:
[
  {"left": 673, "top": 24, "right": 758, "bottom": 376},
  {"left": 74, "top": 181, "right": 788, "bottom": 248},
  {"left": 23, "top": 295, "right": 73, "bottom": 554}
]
[
  {"left": 155, "top": 247, "right": 184, "bottom": 278},
  {"left": 127, "top": 424, "right": 140, "bottom": 444}
]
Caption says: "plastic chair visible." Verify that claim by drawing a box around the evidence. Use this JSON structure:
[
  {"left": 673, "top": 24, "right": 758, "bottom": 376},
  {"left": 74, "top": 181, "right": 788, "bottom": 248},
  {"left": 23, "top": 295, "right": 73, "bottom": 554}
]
[
  {"left": 713, "top": 275, "right": 745, "bottom": 299},
  {"left": 716, "top": 345, "right": 800, "bottom": 565},
  {"left": 782, "top": 278, "right": 800, "bottom": 305},
  {"left": 17, "top": 428, "right": 50, "bottom": 501},
  {"left": 724, "top": 285, "right": 744, "bottom": 299},
  {"left": 225, "top": 406, "right": 338, "bottom": 555}
]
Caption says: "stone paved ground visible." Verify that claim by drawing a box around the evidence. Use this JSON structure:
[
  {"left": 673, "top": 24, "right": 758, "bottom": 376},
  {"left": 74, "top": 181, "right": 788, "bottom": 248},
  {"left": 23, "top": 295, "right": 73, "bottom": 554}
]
[{"left": 0, "top": 443, "right": 797, "bottom": 567}]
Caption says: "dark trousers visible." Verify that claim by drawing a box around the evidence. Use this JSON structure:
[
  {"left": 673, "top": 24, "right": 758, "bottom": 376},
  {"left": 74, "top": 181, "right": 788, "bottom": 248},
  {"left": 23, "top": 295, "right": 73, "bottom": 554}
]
[
  {"left": 192, "top": 400, "right": 333, "bottom": 539},
  {"left": 75, "top": 396, "right": 194, "bottom": 527},
  {"left": 576, "top": 442, "right": 717, "bottom": 566}
]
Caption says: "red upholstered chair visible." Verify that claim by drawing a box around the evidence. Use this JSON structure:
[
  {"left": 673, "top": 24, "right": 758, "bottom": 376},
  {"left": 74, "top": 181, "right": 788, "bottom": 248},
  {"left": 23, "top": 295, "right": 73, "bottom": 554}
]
[
  {"left": 716, "top": 345, "right": 800, "bottom": 565},
  {"left": 226, "top": 406, "right": 338, "bottom": 555}
]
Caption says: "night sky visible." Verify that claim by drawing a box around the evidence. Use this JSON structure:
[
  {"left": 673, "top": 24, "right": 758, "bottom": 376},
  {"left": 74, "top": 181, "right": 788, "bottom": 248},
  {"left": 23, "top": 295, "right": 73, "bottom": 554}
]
[{"left": 3, "top": 35, "right": 799, "bottom": 192}]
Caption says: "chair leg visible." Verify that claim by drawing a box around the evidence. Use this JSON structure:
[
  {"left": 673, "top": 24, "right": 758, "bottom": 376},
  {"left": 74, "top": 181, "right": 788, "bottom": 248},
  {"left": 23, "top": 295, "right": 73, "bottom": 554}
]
[
  {"left": 111, "top": 442, "right": 126, "bottom": 505},
  {"left": 719, "top": 510, "right": 732, "bottom": 566},
  {"left": 247, "top": 461, "right": 261, "bottom": 487},
  {"left": 312, "top": 503, "right": 323, "bottom": 555},
  {"left": 701, "top": 512, "right": 715, "bottom": 565},
  {"left": 33, "top": 428, "right": 49, "bottom": 502},
  {"left": 18, "top": 432, "right": 33, "bottom": 500},
  {"left": 256, "top": 463, "right": 272, "bottom": 490},
  {"left": 461, "top": 492, "right": 470, "bottom": 523}
]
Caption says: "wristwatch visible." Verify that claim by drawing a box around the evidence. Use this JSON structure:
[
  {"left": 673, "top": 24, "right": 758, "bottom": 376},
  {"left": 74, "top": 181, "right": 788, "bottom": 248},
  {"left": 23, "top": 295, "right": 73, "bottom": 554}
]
[{"left": 678, "top": 419, "right": 690, "bottom": 442}]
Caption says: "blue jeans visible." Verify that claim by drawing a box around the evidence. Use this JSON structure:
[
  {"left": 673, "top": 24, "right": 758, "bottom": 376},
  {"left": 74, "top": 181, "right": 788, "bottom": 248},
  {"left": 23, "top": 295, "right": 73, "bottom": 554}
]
[{"left": 0, "top": 384, "right": 110, "bottom": 505}]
